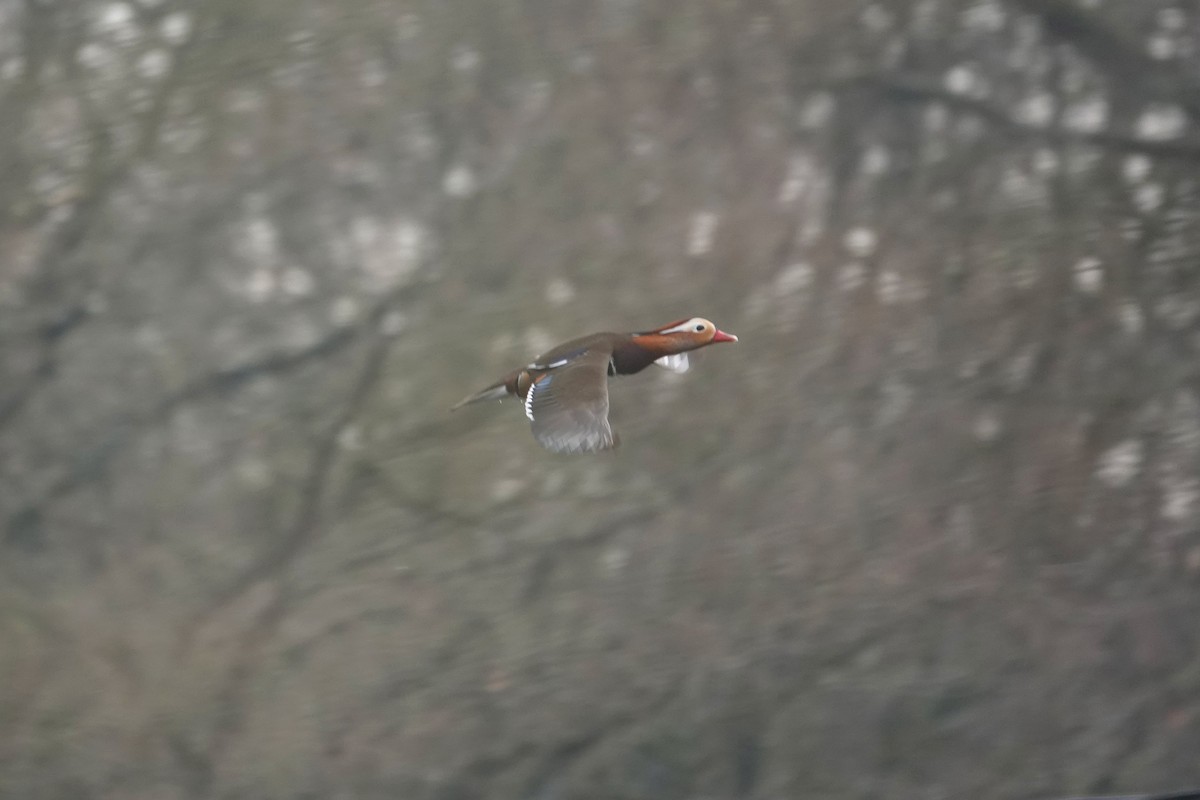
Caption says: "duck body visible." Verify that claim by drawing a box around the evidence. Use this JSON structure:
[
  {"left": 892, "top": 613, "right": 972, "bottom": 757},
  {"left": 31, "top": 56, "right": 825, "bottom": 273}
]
[{"left": 452, "top": 317, "right": 738, "bottom": 454}]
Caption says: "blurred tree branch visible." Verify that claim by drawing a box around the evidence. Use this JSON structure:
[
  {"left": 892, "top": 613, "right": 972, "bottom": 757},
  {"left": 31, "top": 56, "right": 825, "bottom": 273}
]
[
  {"left": 2, "top": 284, "right": 425, "bottom": 550},
  {"left": 1064, "top": 792, "right": 1200, "bottom": 800},
  {"left": 0, "top": 2, "right": 210, "bottom": 459},
  {"left": 201, "top": 329, "right": 394, "bottom": 618},
  {"left": 175, "top": 324, "right": 398, "bottom": 783},
  {"left": 828, "top": 74, "right": 1200, "bottom": 161},
  {"left": 1007, "top": 0, "right": 1200, "bottom": 123},
  {"left": 0, "top": 302, "right": 88, "bottom": 430}
]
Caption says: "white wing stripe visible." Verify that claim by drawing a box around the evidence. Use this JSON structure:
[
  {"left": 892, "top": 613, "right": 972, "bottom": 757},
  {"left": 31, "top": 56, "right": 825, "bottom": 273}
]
[
  {"left": 527, "top": 357, "right": 569, "bottom": 369},
  {"left": 524, "top": 382, "right": 537, "bottom": 421}
]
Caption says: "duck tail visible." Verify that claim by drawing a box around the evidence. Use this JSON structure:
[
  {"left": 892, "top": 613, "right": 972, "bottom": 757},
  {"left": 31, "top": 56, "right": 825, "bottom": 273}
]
[{"left": 450, "top": 381, "right": 510, "bottom": 411}]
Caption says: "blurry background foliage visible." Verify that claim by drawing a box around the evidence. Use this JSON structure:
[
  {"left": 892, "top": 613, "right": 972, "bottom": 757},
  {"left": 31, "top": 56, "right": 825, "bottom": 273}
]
[{"left": 1, "top": 0, "right": 1200, "bottom": 798}]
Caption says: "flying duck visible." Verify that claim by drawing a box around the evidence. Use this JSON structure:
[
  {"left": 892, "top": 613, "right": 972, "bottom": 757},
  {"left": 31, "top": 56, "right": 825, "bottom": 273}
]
[{"left": 451, "top": 317, "right": 738, "bottom": 453}]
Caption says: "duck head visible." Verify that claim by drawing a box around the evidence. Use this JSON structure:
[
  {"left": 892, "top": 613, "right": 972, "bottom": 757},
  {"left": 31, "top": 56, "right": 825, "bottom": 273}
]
[{"left": 636, "top": 317, "right": 738, "bottom": 350}]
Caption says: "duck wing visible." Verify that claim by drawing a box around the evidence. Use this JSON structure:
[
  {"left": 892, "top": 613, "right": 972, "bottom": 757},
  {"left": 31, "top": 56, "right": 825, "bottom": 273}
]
[{"left": 523, "top": 344, "right": 616, "bottom": 454}]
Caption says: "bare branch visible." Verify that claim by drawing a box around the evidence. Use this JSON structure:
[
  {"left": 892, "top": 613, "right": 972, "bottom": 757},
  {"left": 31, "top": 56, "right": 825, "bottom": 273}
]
[
  {"left": 2, "top": 284, "right": 426, "bottom": 549},
  {"left": 1061, "top": 792, "right": 1200, "bottom": 800},
  {"left": 1007, "top": 0, "right": 1200, "bottom": 123},
  {"left": 832, "top": 74, "right": 1200, "bottom": 161},
  {"left": 200, "top": 329, "right": 394, "bottom": 617},
  {"left": 165, "top": 325, "right": 400, "bottom": 781},
  {"left": 0, "top": 303, "right": 89, "bottom": 431}
]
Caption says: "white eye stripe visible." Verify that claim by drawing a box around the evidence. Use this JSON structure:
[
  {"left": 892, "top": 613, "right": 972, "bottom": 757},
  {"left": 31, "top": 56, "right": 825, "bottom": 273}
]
[{"left": 659, "top": 317, "right": 706, "bottom": 334}]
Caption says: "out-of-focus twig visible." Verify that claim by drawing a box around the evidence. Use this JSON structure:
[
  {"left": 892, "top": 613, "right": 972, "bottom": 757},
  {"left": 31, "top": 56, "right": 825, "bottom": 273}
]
[
  {"left": 2, "top": 284, "right": 426, "bottom": 549},
  {"left": 1061, "top": 791, "right": 1200, "bottom": 800},
  {"left": 183, "top": 325, "right": 395, "bottom": 776},
  {"left": 825, "top": 73, "right": 1200, "bottom": 161},
  {"left": 1007, "top": 0, "right": 1200, "bottom": 123},
  {"left": 0, "top": 303, "right": 89, "bottom": 431}
]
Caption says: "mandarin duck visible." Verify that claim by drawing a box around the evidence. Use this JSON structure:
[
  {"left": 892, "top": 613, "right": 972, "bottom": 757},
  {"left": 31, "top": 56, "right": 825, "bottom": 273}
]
[{"left": 451, "top": 317, "right": 738, "bottom": 453}]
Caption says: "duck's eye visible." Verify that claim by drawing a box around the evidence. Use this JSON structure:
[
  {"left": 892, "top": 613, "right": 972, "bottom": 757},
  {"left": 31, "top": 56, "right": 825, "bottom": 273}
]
[{"left": 694, "top": 324, "right": 705, "bottom": 332}]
